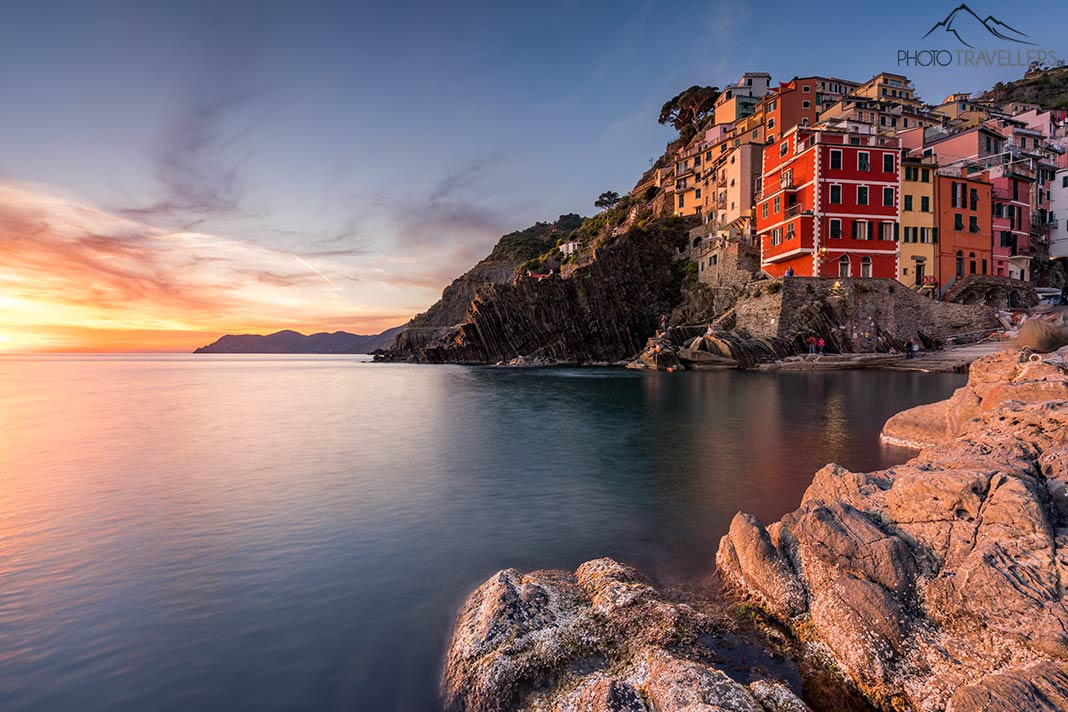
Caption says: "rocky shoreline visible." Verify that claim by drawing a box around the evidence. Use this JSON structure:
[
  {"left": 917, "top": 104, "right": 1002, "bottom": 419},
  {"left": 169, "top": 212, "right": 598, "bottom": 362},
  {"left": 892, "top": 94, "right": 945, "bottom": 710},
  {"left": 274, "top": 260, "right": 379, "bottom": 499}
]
[{"left": 441, "top": 347, "right": 1068, "bottom": 711}]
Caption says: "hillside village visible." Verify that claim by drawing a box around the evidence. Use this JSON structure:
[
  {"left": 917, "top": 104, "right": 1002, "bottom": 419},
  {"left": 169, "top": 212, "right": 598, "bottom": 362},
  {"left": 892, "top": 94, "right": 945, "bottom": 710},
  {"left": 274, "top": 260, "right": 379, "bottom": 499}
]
[
  {"left": 635, "top": 66, "right": 1068, "bottom": 301},
  {"left": 381, "top": 67, "right": 1068, "bottom": 367}
]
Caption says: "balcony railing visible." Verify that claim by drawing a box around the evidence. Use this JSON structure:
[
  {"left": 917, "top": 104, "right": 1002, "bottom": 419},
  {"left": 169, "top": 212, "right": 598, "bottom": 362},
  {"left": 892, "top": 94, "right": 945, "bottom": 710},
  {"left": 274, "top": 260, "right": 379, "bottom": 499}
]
[{"left": 784, "top": 203, "right": 806, "bottom": 218}]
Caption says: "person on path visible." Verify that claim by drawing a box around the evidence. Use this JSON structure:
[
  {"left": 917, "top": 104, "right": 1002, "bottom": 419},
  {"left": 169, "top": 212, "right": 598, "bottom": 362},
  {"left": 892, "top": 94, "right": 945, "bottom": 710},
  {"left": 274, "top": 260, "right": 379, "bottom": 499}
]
[
  {"left": 807, "top": 336, "right": 817, "bottom": 355},
  {"left": 906, "top": 339, "right": 915, "bottom": 359},
  {"left": 817, "top": 337, "right": 825, "bottom": 355}
]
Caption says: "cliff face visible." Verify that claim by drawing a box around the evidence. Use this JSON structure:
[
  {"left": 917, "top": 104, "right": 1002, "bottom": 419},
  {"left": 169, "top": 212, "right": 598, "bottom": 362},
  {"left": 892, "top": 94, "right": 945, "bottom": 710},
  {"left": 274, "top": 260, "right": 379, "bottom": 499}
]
[
  {"left": 717, "top": 348, "right": 1068, "bottom": 711},
  {"left": 388, "top": 215, "right": 584, "bottom": 354},
  {"left": 382, "top": 219, "right": 693, "bottom": 364}
]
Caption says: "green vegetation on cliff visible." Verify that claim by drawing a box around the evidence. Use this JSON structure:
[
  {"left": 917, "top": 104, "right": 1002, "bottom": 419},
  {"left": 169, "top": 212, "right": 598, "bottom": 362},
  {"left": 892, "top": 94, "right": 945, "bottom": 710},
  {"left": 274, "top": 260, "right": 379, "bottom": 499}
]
[{"left": 981, "top": 66, "right": 1068, "bottom": 110}]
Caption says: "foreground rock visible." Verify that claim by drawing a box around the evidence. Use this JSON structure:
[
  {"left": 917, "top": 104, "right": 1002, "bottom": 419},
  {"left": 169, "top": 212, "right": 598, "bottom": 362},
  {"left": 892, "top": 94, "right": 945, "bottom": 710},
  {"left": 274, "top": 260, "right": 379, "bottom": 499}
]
[
  {"left": 442, "top": 558, "right": 814, "bottom": 712},
  {"left": 718, "top": 347, "right": 1068, "bottom": 711}
]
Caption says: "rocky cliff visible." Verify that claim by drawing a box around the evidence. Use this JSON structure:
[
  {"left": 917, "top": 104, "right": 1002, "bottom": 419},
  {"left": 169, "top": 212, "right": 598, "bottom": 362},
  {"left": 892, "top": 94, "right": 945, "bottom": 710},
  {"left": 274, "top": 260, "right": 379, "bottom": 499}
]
[
  {"left": 717, "top": 348, "right": 1068, "bottom": 711},
  {"left": 380, "top": 218, "right": 694, "bottom": 364},
  {"left": 386, "top": 215, "right": 584, "bottom": 354}
]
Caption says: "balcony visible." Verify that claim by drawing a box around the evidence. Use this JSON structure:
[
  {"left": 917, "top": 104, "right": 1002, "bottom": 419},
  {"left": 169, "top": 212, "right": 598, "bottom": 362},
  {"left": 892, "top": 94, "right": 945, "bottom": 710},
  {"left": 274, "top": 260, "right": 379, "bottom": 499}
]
[{"left": 785, "top": 203, "right": 806, "bottom": 218}]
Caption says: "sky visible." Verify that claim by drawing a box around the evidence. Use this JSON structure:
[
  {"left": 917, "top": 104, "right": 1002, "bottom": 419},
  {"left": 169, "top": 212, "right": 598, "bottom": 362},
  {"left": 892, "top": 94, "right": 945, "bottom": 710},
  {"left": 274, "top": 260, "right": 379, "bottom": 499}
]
[{"left": 1, "top": 0, "right": 1066, "bottom": 352}]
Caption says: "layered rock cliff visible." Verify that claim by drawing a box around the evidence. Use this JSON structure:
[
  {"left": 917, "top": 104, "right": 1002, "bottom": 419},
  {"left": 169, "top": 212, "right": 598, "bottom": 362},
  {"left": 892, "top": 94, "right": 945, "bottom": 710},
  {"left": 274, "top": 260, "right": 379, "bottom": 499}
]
[
  {"left": 717, "top": 348, "right": 1068, "bottom": 711},
  {"left": 381, "top": 218, "right": 694, "bottom": 364},
  {"left": 386, "top": 214, "right": 584, "bottom": 354}
]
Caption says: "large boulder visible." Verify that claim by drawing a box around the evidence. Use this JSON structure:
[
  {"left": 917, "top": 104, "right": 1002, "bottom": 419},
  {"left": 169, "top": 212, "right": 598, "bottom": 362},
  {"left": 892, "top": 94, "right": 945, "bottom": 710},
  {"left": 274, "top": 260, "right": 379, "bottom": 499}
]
[
  {"left": 717, "top": 348, "right": 1068, "bottom": 711},
  {"left": 442, "top": 558, "right": 807, "bottom": 712}
]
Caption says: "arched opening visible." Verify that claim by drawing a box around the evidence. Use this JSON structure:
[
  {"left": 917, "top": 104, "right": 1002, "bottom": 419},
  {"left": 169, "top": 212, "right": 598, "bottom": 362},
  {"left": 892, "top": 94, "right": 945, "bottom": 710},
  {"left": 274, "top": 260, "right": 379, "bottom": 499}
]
[
  {"left": 861, "top": 256, "right": 872, "bottom": 278},
  {"left": 969, "top": 251, "right": 977, "bottom": 275},
  {"left": 692, "top": 236, "right": 702, "bottom": 248},
  {"left": 838, "top": 254, "right": 851, "bottom": 278},
  {"left": 955, "top": 250, "right": 964, "bottom": 279}
]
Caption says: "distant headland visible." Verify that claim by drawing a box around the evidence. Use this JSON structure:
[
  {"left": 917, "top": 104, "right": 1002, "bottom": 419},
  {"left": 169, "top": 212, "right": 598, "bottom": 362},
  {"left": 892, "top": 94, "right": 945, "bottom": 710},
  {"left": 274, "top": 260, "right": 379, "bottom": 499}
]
[{"left": 193, "top": 326, "right": 403, "bottom": 354}]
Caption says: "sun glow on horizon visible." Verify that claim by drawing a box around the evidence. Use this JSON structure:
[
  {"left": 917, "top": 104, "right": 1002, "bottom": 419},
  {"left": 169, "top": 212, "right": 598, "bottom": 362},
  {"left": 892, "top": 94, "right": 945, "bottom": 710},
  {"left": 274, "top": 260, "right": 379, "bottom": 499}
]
[{"left": 0, "top": 181, "right": 422, "bottom": 353}]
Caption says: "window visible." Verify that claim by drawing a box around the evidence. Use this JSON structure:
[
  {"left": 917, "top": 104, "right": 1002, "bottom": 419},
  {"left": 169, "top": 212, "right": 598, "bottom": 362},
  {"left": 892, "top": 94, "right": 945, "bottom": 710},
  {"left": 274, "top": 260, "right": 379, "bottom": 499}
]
[
  {"left": 883, "top": 154, "right": 894, "bottom": 173},
  {"left": 767, "top": 117, "right": 776, "bottom": 129},
  {"left": 771, "top": 228, "right": 783, "bottom": 246},
  {"left": 905, "top": 166, "right": 916, "bottom": 181},
  {"left": 1062, "top": 175, "right": 1068, "bottom": 188},
  {"left": 951, "top": 182, "right": 960, "bottom": 208},
  {"left": 830, "top": 149, "right": 842, "bottom": 170},
  {"left": 838, "top": 255, "right": 851, "bottom": 277},
  {"left": 921, "top": 196, "right": 930, "bottom": 212},
  {"left": 779, "top": 141, "right": 788, "bottom": 157},
  {"left": 969, "top": 252, "right": 977, "bottom": 274},
  {"left": 695, "top": 188, "right": 702, "bottom": 199},
  {"left": 883, "top": 187, "right": 894, "bottom": 206},
  {"left": 802, "top": 100, "right": 811, "bottom": 109},
  {"left": 678, "top": 194, "right": 685, "bottom": 208},
  {"left": 857, "top": 186, "right": 869, "bottom": 205},
  {"left": 921, "top": 168, "right": 930, "bottom": 182},
  {"left": 969, "top": 188, "right": 978, "bottom": 211},
  {"left": 761, "top": 203, "right": 768, "bottom": 219},
  {"left": 773, "top": 196, "right": 781, "bottom": 213},
  {"left": 954, "top": 213, "right": 964, "bottom": 230},
  {"left": 829, "top": 218, "right": 842, "bottom": 238},
  {"left": 861, "top": 256, "right": 872, "bottom": 278},
  {"left": 802, "top": 84, "right": 811, "bottom": 92},
  {"left": 853, "top": 220, "right": 870, "bottom": 240},
  {"left": 920, "top": 227, "right": 931, "bottom": 243},
  {"left": 786, "top": 223, "right": 795, "bottom": 240},
  {"left": 830, "top": 184, "right": 842, "bottom": 204},
  {"left": 904, "top": 195, "right": 913, "bottom": 211},
  {"left": 881, "top": 222, "right": 895, "bottom": 241},
  {"left": 956, "top": 251, "right": 964, "bottom": 278},
  {"left": 858, "top": 152, "right": 870, "bottom": 171},
  {"left": 969, "top": 215, "right": 979, "bottom": 233}
]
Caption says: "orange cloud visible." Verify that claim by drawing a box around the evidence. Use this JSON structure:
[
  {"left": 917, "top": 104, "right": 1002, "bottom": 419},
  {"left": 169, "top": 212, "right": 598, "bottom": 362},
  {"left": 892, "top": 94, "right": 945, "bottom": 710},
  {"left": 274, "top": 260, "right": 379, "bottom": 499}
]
[{"left": 0, "top": 182, "right": 422, "bottom": 352}]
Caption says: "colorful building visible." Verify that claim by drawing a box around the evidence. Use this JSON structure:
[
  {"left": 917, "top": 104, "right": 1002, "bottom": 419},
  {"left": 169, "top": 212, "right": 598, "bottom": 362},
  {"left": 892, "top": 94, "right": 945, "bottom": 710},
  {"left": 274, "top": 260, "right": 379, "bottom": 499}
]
[
  {"left": 935, "top": 172, "right": 993, "bottom": 288},
  {"left": 756, "top": 127, "right": 900, "bottom": 278},
  {"left": 713, "top": 72, "right": 771, "bottom": 125},
  {"left": 984, "top": 163, "right": 1035, "bottom": 280},
  {"left": 1051, "top": 167, "right": 1068, "bottom": 263},
  {"left": 898, "top": 156, "right": 938, "bottom": 290},
  {"left": 758, "top": 76, "right": 858, "bottom": 144}
]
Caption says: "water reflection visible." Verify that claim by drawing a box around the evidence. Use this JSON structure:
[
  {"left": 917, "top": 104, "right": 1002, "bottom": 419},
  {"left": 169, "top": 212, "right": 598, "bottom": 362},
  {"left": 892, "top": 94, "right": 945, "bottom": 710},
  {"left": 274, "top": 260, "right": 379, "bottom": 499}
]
[{"left": 0, "top": 355, "right": 962, "bottom": 711}]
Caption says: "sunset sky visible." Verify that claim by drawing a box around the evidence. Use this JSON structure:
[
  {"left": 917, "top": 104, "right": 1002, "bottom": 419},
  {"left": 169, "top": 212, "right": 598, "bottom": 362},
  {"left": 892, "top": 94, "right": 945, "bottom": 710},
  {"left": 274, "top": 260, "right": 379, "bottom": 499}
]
[{"left": 2, "top": 0, "right": 1065, "bottom": 352}]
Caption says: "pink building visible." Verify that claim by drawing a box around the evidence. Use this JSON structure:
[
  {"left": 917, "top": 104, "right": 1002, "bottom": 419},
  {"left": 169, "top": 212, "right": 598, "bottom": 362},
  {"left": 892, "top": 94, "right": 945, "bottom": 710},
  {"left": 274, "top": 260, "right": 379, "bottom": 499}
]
[{"left": 984, "top": 164, "right": 1035, "bottom": 281}]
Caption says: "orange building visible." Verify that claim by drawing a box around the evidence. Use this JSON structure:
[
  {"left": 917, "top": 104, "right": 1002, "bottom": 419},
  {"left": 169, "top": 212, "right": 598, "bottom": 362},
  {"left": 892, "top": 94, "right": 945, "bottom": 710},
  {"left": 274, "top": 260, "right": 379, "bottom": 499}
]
[
  {"left": 935, "top": 172, "right": 993, "bottom": 288},
  {"left": 758, "top": 76, "right": 858, "bottom": 143}
]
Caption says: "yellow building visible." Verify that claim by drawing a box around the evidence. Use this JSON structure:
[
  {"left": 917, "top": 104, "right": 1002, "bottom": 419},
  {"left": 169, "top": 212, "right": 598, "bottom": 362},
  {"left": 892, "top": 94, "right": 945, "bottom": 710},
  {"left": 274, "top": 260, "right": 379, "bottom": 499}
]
[{"left": 898, "top": 156, "right": 939, "bottom": 291}]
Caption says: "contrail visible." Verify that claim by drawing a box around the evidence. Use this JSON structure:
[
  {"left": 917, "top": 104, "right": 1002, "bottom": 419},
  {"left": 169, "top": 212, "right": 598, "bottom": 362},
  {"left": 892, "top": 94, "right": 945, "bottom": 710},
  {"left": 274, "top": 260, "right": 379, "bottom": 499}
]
[{"left": 295, "top": 255, "right": 336, "bottom": 287}]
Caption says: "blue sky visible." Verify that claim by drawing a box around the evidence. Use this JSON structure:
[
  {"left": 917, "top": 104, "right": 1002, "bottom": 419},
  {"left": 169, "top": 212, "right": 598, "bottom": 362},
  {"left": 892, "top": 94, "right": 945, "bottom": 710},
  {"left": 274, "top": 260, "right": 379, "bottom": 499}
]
[{"left": 1, "top": 0, "right": 1066, "bottom": 347}]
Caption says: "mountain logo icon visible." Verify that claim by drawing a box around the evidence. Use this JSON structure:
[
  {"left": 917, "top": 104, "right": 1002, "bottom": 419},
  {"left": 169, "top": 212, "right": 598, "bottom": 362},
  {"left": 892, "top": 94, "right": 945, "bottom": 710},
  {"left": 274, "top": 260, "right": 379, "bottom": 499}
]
[{"left": 922, "top": 4, "right": 1037, "bottom": 48}]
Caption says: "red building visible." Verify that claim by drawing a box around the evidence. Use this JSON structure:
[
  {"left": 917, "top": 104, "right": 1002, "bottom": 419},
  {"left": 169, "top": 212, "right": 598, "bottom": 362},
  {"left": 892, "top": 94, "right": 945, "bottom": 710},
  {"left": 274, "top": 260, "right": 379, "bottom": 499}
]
[{"left": 756, "top": 127, "right": 901, "bottom": 278}]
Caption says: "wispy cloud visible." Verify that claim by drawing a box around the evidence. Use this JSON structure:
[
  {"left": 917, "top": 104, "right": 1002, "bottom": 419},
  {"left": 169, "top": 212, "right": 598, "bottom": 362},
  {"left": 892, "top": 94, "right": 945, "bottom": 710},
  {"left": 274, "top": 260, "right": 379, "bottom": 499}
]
[{"left": 0, "top": 181, "right": 412, "bottom": 352}]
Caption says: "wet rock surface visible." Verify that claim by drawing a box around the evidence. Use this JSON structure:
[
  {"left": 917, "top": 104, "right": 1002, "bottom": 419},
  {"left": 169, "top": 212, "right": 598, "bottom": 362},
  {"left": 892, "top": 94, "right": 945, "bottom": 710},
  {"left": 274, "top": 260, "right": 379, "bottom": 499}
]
[{"left": 718, "top": 347, "right": 1068, "bottom": 711}]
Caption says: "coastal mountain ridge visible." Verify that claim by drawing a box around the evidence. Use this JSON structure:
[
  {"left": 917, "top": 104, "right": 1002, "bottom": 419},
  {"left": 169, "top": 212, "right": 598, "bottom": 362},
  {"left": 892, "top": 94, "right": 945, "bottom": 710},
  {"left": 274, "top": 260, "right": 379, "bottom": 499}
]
[{"left": 194, "top": 326, "right": 404, "bottom": 354}]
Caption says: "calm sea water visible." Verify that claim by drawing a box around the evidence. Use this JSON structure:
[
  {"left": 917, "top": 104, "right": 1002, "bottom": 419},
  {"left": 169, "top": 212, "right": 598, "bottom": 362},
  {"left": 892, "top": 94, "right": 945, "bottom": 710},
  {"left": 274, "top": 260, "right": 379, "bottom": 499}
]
[{"left": 0, "top": 355, "right": 964, "bottom": 711}]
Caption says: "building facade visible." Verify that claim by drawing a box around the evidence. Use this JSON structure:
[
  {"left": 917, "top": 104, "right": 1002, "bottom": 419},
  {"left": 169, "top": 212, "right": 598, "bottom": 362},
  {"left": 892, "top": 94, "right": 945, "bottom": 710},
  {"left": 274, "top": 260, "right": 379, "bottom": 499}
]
[
  {"left": 756, "top": 127, "right": 900, "bottom": 278},
  {"left": 898, "top": 156, "right": 939, "bottom": 289},
  {"left": 935, "top": 172, "right": 993, "bottom": 288}
]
